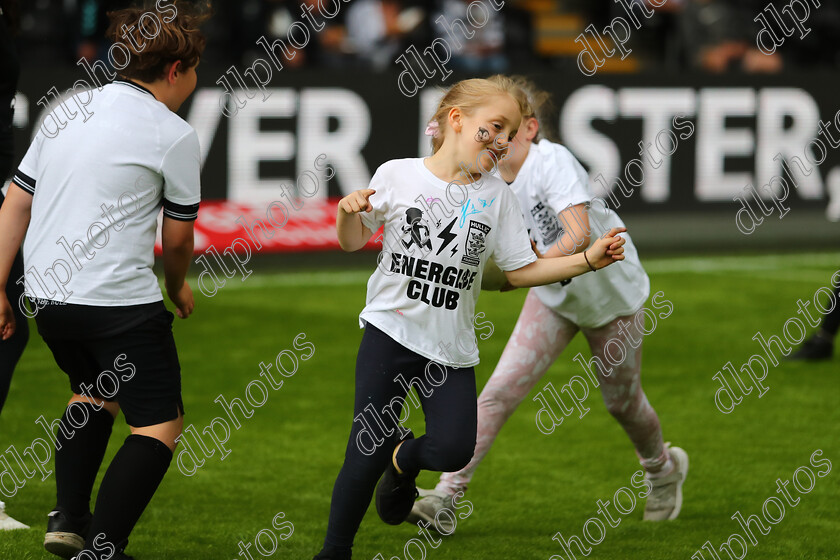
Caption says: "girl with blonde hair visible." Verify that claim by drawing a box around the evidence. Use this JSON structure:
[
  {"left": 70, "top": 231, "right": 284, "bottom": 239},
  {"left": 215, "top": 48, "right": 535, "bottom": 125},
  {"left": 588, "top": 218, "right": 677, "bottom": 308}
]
[{"left": 314, "top": 76, "right": 628, "bottom": 560}]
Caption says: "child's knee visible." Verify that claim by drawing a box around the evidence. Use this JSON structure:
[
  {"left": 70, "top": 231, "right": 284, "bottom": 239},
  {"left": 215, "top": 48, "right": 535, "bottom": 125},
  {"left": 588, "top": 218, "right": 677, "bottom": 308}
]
[
  {"left": 604, "top": 397, "right": 630, "bottom": 420},
  {"left": 433, "top": 452, "right": 473, "bottom": 473},
  {"left": 427, "top": 435, "right": 475, "bottom": 472},
  {"left": 478, "top": 386, "right": 516, "bottom": 414},
  {"left": 603, "top": 390, "right": 646, "bottom": 423}
]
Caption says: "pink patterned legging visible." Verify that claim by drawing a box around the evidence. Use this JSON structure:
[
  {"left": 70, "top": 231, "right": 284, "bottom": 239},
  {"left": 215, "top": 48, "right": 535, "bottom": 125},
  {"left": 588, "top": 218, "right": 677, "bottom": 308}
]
[{"left": 438, "top": 290, "right": 667, "bottom": 494}]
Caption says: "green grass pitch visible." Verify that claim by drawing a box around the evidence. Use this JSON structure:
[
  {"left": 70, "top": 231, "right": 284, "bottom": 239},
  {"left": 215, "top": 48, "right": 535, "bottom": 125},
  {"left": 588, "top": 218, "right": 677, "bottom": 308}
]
[{"left": 0, "top": 252, "right": 838, "bottom": 559}]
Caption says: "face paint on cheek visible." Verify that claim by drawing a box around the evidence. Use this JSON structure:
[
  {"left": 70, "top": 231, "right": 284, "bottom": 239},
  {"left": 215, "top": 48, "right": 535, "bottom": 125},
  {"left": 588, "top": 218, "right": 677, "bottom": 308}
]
[{"left": 475, "top": 127, "right": 490, "bottom": 143}]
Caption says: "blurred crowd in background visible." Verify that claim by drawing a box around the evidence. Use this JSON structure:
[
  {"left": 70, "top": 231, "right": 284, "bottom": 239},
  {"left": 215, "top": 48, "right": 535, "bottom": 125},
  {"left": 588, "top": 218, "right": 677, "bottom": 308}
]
[{"left": 12, "top": 0, "right": 840, "bottom": 74}]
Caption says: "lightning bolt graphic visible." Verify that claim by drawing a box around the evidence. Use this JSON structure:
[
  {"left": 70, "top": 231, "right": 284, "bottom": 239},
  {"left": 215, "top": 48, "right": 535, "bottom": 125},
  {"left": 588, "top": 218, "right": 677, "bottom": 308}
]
[
  {"left": 436, "top": 218, "right": 458, "bottom": 256},
  {"left": 451, "top": 245, "right": 458, "bottom": 257}
]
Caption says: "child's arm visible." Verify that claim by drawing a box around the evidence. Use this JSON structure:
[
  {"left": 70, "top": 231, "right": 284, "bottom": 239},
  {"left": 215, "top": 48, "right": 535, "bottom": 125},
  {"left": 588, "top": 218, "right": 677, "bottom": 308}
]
[
  {"left": 161, "top": 217, "right": 195, "bottom": 319},
  {"left": 336, "top": 188, "right": 376, "bottom": 252},
  {"left": 0, "top": 184, "right": 33, "bottom": 339},
  {"left": 541, "top": 204, "right": 590, "bottom": 258},
  {"left": 504, "top": 227, "right": 626, "bottom": 288}
]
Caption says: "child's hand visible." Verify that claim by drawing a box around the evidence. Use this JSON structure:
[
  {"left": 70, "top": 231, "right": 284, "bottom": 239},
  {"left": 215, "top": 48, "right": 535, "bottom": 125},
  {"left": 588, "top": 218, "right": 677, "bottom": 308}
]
[
  {"left": 339, "top": 189, "right": 376, "bottom": 214},
  {"left": 167, "top": 282, "right": 195, "bottom": 319},
  {"left": 0, "top": 293, "right": 16, "bottom": 340},
  {"left": 584, "top": 227, "right": 627, "bottom": 270}
]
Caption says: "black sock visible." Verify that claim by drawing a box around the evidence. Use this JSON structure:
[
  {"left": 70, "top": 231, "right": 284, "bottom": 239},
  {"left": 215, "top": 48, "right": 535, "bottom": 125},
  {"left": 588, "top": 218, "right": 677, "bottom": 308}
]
[
  {"left": 821, "top": 285, "right": 840, "bottom": 337},
  {"left": 83, "top": 434, "right": 173, "bottom": 555},
  {"left": 54, "top": 403, "right": 114, "bottom": 518}
]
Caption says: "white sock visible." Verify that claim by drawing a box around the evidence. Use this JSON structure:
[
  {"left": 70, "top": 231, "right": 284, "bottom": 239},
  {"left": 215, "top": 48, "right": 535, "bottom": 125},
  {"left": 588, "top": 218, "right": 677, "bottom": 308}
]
[{"left": 647, "top": 457, "right": 674, "bottom": 479}]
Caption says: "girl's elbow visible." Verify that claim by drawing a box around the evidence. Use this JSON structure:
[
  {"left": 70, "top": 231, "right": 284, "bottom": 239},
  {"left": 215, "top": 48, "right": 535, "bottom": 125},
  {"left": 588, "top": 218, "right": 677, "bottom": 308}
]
[
  {"left": 566, "top": 230, "right": 590, "bottom": 255},
  {"left": 505, "top": 270, "right": 527, "bottom": 288},
  {"left": 338, "top": 238, "right": 363, "bottom": 252},
  {"left": 581, "top": 232, "right": 591, "bottom": 248}
]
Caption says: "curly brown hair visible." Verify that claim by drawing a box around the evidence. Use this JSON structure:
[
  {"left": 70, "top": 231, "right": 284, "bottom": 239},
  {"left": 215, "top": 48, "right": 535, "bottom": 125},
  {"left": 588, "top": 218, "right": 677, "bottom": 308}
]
[{"left": 106, "top": 1, "right": 212, "bottom": 83}]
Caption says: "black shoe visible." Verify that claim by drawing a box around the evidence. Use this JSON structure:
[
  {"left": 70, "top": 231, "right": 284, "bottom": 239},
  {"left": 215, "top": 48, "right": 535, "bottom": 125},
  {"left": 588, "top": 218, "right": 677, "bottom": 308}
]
[
  {"left": 375, "top": 431, "right": 419, "bottom": 525},
  {"left": 44, "top": 508, "right": 91, "bottom": 559},
  {"left": 313, "top": 546, "right": 351, "bottom": 560},
  {"left": 788, "top": 333, "right": 834, "bottom": 361}
]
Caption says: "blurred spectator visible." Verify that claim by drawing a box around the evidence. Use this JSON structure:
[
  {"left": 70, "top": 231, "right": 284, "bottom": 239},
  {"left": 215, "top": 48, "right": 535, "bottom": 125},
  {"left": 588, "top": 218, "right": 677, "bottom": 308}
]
[
  {"left": 432, "top": 0, "right": 507, "bottom": 73},
  {"left": 345, "top": 0, "right": 426, "bottom": 71},
  {"left": 307, "top": 0, "right": 349, "bottom": 68},
  {"left": 8, "top": 0, "right": 840, "bottom": 74},
  {"left": 72, "top": 0, "right": 133, "bottom": 63},
  {"left": 232, "top": 0, "right": 352, "bottom": 69},
  {"left": 679, "top": 0, "right": 782, "bottom": 73},
  {"left": 673, "top": 0, "right": 840, "bottom": 73}
]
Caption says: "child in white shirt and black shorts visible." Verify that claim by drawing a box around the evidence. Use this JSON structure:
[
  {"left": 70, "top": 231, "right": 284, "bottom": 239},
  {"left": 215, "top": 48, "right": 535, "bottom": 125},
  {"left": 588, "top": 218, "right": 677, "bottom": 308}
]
[{"left": 0, "top": 3, "right": 209, "bottom": 558}]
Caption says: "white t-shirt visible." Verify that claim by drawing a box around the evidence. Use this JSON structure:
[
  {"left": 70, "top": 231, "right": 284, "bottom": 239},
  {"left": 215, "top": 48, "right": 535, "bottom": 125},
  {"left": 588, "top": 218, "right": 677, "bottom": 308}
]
[
  {"left": 360, "top": 158, "right": 536, "bottom": 367},
  {"left": 14, "top": 80, "right": 201, "bottom": 306},
  {"left": 509, "top": 140, "right": 649, "bottom": 327}
]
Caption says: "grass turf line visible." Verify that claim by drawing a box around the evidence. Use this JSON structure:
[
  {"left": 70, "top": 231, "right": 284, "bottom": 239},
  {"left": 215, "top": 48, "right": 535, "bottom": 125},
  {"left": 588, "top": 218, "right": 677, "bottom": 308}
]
[{"left": 0, "top": 253, "right": 838, "bottom": 559}]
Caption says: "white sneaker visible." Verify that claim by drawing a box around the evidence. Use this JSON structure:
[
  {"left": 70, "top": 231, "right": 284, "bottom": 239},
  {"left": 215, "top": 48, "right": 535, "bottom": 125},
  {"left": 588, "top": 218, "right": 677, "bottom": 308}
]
[
  {"left": 405, "top": 488, "right": 457, "bottom": 533},
  {"left": 0, "top": 501, "right": 29, "bottom": 530},
  {"left": 643, "top": 444, "right": 689, "bottom": 521},
  {"left": 825, "top": 168, "right": 840, "bottom": 222}
]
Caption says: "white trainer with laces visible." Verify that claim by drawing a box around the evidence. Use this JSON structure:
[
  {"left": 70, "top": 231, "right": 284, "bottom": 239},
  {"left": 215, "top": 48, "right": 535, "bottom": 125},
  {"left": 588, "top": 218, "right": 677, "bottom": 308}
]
[
  {"left": 643, "top": 444, "right": 689, "bottom": 521},
  {"left": 405, "top": 488, "right": 456, "bottom": 533},
  {"left": 0, "top": 500, "right": 29, "bottom": 530}
]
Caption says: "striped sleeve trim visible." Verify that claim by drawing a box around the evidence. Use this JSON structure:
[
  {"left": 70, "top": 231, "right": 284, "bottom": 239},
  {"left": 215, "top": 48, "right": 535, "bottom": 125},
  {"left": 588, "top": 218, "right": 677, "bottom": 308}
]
[
  {"left": 13, "top": 170, "right": 36, "bottom": 195},
  {"left": 163, "top": 199, "right": 199, "bottom": 221}
]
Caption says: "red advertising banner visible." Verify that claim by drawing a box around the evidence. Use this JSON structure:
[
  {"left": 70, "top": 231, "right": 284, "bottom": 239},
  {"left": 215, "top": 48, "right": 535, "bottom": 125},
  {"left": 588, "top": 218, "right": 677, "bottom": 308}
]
[{"left": 154, "top": 197, "right": 381, "bottom": 254}]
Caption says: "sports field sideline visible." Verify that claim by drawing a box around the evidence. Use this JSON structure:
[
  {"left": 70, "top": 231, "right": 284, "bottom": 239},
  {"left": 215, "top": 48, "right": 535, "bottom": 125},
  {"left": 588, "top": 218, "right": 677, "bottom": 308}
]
[{"left": 1, "top": 252, "right": 838, "bottom": 560}]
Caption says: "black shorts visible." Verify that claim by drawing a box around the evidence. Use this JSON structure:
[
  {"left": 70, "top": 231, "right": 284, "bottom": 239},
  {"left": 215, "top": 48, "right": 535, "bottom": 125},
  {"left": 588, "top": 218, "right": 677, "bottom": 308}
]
[{"left": 35, "top": 301, "right": 184, "bottom": 428}]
